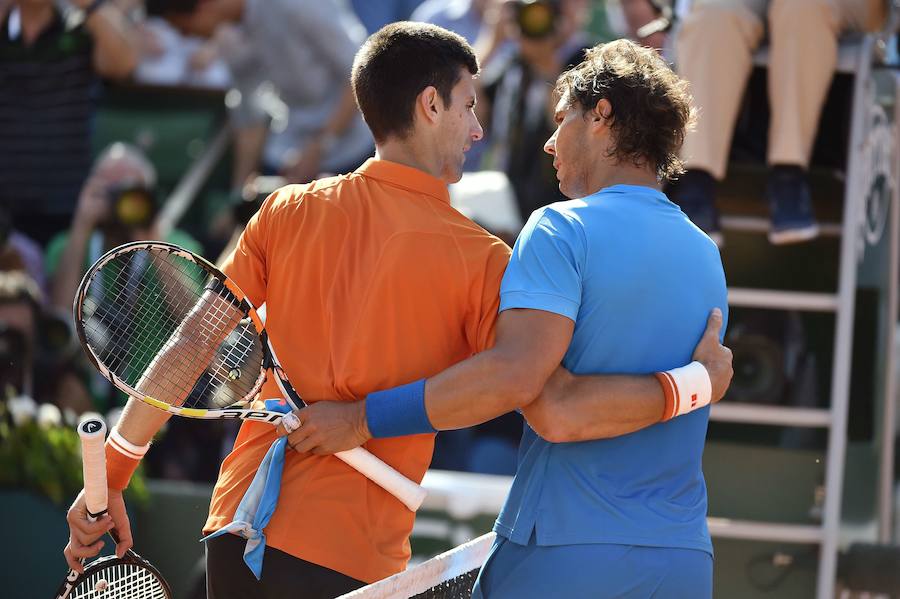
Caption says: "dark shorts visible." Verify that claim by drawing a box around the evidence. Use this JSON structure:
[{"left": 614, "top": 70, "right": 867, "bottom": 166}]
[
  {"left": 205, "top": 533, "right": 365, "bottom": 599},
  {"left": 471, "top": 535, "right": 713, "bottom": 599}
]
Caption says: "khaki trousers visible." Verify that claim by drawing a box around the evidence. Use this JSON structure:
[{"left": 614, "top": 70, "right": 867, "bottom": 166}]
[{"left": 676, "top": 0, "right": 887, "bottom": 179}]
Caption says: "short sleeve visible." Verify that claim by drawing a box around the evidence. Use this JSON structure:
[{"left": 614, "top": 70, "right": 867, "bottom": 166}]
[
  {"left": 218, "top": 191, "right": 279, "bottom": 307},
  {"left": 499, "top": 207, "right": 584, "bottom": 321},
  {"left": 466, "top": 237, "right": 511, "bottom": 353}
]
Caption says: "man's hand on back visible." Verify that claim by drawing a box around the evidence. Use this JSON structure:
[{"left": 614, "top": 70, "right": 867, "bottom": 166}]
[{"left": 692, "top": 308, "right": 733, "bottom": 403}]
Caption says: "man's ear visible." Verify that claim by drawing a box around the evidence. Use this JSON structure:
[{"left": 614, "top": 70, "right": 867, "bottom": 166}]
[
  {"left": 589, "top": 98, "right": 613, "bottom": 132},
  {"left": 417, "top": 86, "right": 442, "bottom": 126}
]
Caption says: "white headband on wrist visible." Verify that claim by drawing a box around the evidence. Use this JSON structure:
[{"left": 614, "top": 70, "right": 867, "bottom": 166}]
[
  {"left": 656, "top": 361, "right": 712, "bottom": 421},
  {"left": 108, "top": 428, "right": 151, "bottom": 460}
]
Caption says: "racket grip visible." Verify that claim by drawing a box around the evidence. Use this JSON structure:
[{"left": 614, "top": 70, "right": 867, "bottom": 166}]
[
  {"left": 78, "top": 416, "right": 109, "bottom": 518},
  {"left": 335, "top": 447, "right": 427, "bottom": 512}
]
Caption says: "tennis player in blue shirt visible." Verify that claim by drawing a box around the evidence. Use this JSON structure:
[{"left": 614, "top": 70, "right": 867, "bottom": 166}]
[
  {"left": 288, "top": 39, "right": 729, "bottom": 598},
  {"left": 468, "top": 40, "right": 728, "bottom": 597}
]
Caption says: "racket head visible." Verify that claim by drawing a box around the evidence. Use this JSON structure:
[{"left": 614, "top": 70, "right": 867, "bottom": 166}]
[
  {"left": 55, "top": 551, "right": 173, "bottom": 599},
  {"left": 74, "top": 241, "right": 268, "bottom": 416}
]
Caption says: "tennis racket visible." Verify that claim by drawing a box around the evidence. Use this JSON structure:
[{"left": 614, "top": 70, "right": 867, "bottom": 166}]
[
  {"left": 55, "top": 417, "right": 172, "bottom": 599},
  {"left": 74, "top": 241, "right": 426, "bottom": 512}
]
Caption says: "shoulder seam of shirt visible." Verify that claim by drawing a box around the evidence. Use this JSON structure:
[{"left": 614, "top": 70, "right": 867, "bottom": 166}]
[{"left": 267, "top": 179, "right": 355, "bottom": 222}]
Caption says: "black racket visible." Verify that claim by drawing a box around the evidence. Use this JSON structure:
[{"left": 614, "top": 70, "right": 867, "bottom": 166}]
[{"left": 55, "top": 417, "right": 172, "bottom": 599}]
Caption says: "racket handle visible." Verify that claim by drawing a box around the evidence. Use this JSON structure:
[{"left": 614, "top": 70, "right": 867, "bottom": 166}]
[
  {"left": 335, "top": 447, "right": 427, "bottom": 511},
  {"left": 78, "top": 416, "right": 109, "bottom": 518}
]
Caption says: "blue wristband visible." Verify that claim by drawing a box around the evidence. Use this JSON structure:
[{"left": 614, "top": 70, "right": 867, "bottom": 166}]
[{"left": 365, "top": 378, "right": 435, "bottom": 438}]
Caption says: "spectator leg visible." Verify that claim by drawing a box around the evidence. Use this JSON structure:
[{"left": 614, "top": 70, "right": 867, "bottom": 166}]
[
  {"left": 675, "top": 0, "right": 765, "bottom": 180},
  {"left": 766, "top": 0, "right": 841, "bottom": 168}
]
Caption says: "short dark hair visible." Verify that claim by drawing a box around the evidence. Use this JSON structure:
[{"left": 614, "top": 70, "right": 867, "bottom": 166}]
[
  {"left": 352, "top": 22, "right": 479, "bottom": 143},
  {"left": 555, "top": 40, "right": 695, "bottom": 181}
]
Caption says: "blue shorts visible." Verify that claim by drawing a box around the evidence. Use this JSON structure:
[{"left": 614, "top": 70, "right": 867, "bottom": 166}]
[{"left": 471, "top": 535, "right": 712, "bottom": 599}]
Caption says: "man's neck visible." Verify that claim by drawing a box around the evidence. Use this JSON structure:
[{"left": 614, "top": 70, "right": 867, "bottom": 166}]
[
  {"left": 586, "top": 163, "right": 660, "bottom": 195},
  {"left": 375, "top": 139, "right": 445, "bottom": 183}
]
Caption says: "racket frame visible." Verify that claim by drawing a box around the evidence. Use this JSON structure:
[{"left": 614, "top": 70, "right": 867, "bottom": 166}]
[
  {"left": 74, "top": 241, "right": 281, "bottom": 425},
  {"left": 55, "top": 550, "right": 173, "bottom": 599}
]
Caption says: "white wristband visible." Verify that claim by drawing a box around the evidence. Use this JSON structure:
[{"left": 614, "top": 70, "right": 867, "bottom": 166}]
[
  {"left": 108, "top": 428, "right": 150, "bottom": 460},
  {"left": 656, "top": 361, "right": 712, "bottom": 421}
]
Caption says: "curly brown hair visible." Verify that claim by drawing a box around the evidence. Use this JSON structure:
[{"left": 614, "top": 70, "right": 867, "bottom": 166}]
[{"left": 555, "top": 39, "right": 695, "bottom": 181}]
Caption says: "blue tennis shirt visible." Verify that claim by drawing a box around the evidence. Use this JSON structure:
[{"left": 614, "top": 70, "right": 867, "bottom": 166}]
[{"left": 495, "top": 184, "right": 727, "bottom": 555}]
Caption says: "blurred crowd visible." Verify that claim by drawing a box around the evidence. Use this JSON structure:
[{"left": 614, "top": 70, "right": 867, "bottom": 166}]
[{"left": 0, "top": 0, "right": 894, "bottom": 481}]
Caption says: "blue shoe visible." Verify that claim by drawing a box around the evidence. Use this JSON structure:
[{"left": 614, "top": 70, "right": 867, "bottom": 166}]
[
  {"left": 767, "top": 166, "right": 819, "bottom": 245},
  {"left": 668, "top": 170, "right": 722, "bottom": 246}
]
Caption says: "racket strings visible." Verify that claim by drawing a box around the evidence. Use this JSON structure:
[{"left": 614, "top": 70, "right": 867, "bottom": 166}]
[
  {"left": 86, "top": 252, "right": 192, "bottom": 382},
  {"left": 80, "top": 248, "right": 265, "bottom": 411},
  {"left": 71, "top": 562, "right": 169, "bottom": 599}
]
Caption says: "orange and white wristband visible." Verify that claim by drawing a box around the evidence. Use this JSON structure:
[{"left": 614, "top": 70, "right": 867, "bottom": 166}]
[
  {"left": 105, "top": 428, "right": 150, "bottom": 491},
  {"left": 655, "top": 361, "right": 712, "bottom": 422}
]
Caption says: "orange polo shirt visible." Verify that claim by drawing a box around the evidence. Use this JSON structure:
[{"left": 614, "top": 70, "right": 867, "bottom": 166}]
[{"left": 203, "top": 159, "right": 511, "bottom": 583}]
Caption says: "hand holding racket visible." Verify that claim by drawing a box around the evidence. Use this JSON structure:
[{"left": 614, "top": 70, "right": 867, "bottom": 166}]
[
  {"left": 74, "top": 241, "right": 426, "bottom": 511},
  {"left": 57, "top": 416, "right": 171, "bottom": 599}
]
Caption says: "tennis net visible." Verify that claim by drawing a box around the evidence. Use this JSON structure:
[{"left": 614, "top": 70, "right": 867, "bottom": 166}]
[{"left": 336, "top": 533, "right": 495, "bottom": 599}]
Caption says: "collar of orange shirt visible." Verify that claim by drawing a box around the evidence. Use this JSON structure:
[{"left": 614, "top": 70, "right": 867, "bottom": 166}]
[{"left": 355, "top": 158, "right": 451, "bottom": 205}]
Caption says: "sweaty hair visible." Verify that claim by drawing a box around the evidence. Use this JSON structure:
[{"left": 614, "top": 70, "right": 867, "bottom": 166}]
[
  {"left": 352, "top": 22, "right": 479, "bottom": 143},
  {"left": 555, "top": 39, "right": 695, "bottom": 181}
]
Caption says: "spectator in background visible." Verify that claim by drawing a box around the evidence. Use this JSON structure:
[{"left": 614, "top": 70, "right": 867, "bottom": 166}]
[
  {"left": 480, "top": 0, "right": 591, "bottom": 222},
  {"left": 0, "top": 205, "right": 47, "bottom": 295},
  {"left": 134, "top": 13, "right": 231, "bottom": 89},
  {"left": 43, "top": 142, "right": 214, "bottom": 476},
  {"left": 619, "top": 0, "right": 670, "bottom": 49},
  {"left": 412, "top": 0, "right": 491, "bottom": 46},
  {"left": 150, "top": 0, "right": 373, "bottom": 201},
  {"left": 45, "top": 142, "right": 202, "bottom": 316},
  {"left": 670, "top": 0, "right": 887, "bottom": 245},
  {"left": 0, "top": 0, "right": 137, "bottom": 246},
  {"left": 0, "top": 270, "right": 91, "bottom": 412},
  {"left": 0, "top": 270, "right": 42, "bottom": 401},
  {"left": 350, "top": 0, "right": 425, "bottom": 34}
]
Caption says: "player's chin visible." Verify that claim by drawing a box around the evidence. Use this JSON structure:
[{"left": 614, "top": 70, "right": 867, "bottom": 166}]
[
  {"left": 445, "top": 163, "right": 465, "bottom": 184},
  {"left": 556, "top": 177, "right": 573, "bottom": 199}
]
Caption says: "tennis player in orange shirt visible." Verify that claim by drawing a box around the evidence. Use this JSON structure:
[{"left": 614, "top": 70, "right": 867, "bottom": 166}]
[{"left": 65, "top": 22, "right": 732, "bottom": 598}]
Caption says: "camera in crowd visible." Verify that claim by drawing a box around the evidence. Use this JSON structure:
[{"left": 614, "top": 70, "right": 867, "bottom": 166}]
[
  {"left": 105, "top": 183, "right": 158, "bottom": 231},
  {"left": 514, "top": 0, "right": 560, "bottom": 39}
]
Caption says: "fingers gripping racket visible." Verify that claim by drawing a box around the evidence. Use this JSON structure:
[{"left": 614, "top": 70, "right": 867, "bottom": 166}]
[
  {"left": 74, "top": 241, "right": 426, "bottom": 511},
  {"left": 55, "top": 417, "right": 171, "bottom": 599}
]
